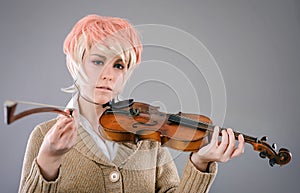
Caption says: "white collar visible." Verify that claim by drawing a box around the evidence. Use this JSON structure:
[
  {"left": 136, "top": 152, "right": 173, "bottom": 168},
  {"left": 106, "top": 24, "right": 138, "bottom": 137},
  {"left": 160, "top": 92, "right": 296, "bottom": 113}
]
[{"left": 66, "top": 93, "right": 118, "bottom": 161}]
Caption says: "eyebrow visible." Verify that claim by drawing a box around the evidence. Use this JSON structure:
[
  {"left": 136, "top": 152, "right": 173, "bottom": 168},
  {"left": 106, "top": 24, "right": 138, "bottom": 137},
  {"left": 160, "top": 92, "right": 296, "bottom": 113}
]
[
  {"left": 91, "top": 54, "right": 107, "bottom": 60},
  {"left": 115, "top": 59, "right": 123, "bottom": 63}
]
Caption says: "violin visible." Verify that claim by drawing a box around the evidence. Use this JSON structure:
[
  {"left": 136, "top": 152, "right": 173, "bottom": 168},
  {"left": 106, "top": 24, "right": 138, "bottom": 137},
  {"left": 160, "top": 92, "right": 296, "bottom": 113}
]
[
  {"left": 4, "top": 99, "right": 292, "bottom": 167},
  {"left": 99, "top": 99, "right": 292, "bottom": 167}
]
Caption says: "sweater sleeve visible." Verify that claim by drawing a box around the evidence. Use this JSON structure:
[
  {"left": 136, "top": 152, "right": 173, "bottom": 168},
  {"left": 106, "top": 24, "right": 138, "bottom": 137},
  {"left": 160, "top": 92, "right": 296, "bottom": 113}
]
[
  {"left": 155, "top": 147, "right": 217, "bottom": 193},
  {"left": 178, "top": 156, "right": 217, "bottom": 193},
  {"left": 18, "top": 120, "right": 61, "bottom": 193}
]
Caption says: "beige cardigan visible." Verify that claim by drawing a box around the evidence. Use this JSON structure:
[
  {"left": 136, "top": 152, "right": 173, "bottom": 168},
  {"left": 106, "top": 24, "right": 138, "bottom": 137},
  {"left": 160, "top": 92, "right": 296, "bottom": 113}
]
[{"left": 19, "top": 118, "right": 217, "bottom": 193}]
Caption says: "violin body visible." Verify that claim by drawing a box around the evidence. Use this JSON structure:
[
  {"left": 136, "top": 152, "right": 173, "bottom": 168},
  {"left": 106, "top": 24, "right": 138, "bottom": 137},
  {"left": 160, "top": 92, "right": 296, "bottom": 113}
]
[{"left": 99, "top": 102, "right": 212, "bottom": 151}]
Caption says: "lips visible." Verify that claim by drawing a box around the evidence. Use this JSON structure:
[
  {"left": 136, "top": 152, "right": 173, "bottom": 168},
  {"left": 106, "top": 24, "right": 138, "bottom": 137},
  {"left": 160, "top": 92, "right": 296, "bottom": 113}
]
[{"left": 96, "top": 86, "right": 112, "bottom": 91}]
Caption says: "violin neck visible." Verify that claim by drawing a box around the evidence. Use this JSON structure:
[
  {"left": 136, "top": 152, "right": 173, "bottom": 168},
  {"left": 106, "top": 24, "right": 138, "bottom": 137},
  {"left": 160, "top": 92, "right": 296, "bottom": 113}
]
[
  {"left": 218, "top": 127, "right": 258, "bottom": 144},
  {"left": 168, "top": 114, "right": 257, "bottom": 144}
]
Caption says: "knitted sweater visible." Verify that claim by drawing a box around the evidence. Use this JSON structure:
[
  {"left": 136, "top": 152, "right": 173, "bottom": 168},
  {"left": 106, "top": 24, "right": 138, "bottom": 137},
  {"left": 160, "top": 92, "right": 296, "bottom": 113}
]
[{"left": 19, "top": 118, "right": 217, "bottom": 193}]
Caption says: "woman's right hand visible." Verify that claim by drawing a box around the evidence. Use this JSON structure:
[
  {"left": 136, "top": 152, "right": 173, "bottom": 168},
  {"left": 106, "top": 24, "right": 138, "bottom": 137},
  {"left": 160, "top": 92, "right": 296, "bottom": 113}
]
[{"left": 36, "top": 110, "right": 78, "bottom": 181}]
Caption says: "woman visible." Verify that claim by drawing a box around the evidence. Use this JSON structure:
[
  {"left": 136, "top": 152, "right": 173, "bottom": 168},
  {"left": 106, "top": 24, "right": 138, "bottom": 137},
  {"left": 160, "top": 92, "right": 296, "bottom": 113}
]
[{"left": 19, "top": 14, "right": 245, "bottom": 193}]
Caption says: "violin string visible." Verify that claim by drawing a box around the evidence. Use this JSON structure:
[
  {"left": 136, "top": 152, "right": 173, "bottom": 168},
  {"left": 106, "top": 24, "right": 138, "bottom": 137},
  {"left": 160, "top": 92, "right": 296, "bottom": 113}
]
[
  {"left": 173, "top": 114, "right": 257, "bottom": 142},
  {"left": 172, "top": 114, "right": 217, "bottom": 132}
]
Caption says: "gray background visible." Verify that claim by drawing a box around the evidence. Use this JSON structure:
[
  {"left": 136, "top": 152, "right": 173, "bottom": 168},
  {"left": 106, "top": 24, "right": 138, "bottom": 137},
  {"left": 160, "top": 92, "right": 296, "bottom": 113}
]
[{"left": 0, "top": 0, "right": 299, "bottom": 192}]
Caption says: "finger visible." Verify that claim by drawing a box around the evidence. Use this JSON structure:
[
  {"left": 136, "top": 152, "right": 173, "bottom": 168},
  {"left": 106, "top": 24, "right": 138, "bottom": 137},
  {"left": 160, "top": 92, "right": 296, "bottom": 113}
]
[
  {"left": 63, "top": 108, "right": 79, "bottom": 128},
  {"left": 65, "top": 109, "right": 74, "bottom": 116},
  {"left": 231, "top": 134, "right": 245, "bottom": 158},
  {"left": 49, "top": 118, "right": 73, "bottom": 140},
  {"left": 218, "top": 129, "right": 229, "bottom": 153},
  {"left": 211, "top": 126, "right": 220, "bottom": 146},
  {"left": 58, "top": 111, "right": 69, "bottom": 119},
  {"left": 56, "top": 116, "right": 72, "bottom": 126},
  {"left": 47, "top": 119, "right": 68, "bottom": 137},
  {"left": 223, "top": 128, "right": 236, "bottom": 157},
  {"left": 60, "top": 120, "right": 76, "bottom": 136},
  {"left": 60, "top": 123, "right": 77, "bottom": 147}
]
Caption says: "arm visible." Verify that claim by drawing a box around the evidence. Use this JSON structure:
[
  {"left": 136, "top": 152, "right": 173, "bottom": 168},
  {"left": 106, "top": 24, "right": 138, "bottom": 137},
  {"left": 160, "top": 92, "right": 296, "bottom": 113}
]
[
  {"left": 19, "top": 111, "right": 77, "bottom": 193},
  {"left": 155, "top": 147, "right": 217, "bottom": 193},
  {"left": 36, "top": 115, "right": 77, "bottom": 181},
  {"left": 191, "top": 127, "right": 245, "bottom": 172},
  {"left": 18, "top": 119, "right": 60, "bottom": 193},
  {"left": 155, "top": 126, "right": 244, "bottom": 193}
]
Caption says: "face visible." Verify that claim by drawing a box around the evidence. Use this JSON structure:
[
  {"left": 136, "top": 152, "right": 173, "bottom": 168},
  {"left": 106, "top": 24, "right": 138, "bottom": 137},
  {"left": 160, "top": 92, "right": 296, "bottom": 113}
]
[{"left": 79, "top": 45, "right": 128, "bottom": 105}]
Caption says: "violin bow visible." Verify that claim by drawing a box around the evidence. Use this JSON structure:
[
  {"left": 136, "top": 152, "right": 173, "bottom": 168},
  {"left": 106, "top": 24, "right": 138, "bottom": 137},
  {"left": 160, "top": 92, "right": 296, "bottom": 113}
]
[{"left": 4, "top": 100, "right": 72, "bottom": 124}]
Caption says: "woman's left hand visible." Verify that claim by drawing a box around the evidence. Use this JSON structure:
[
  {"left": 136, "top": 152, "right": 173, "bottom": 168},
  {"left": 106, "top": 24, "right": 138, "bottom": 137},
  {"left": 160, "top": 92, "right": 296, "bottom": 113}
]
[{"left": 191, "top": 126, "right": 245, "bottom": 172}]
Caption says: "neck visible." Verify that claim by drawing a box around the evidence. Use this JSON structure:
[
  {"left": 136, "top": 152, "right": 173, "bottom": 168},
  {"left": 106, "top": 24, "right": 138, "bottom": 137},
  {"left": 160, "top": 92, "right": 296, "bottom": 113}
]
[{"left": 78, "top": 96, "right": 106, "bottom": 132}]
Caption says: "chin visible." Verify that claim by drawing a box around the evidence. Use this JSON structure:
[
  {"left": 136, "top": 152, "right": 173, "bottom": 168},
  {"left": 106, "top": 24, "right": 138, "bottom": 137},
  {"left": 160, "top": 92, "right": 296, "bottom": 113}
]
[
  {"left": 93, "top": 91, "right": 115, "bottom": 104},
  {"left": 94, "top": 96, "right": 113, "bottom": 105}
]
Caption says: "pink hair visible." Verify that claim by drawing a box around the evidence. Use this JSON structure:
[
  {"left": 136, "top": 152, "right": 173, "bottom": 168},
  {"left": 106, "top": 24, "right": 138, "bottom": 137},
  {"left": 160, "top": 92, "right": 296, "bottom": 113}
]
[{"left": 63, "top": 14, "right": 142, "bottom": 79}]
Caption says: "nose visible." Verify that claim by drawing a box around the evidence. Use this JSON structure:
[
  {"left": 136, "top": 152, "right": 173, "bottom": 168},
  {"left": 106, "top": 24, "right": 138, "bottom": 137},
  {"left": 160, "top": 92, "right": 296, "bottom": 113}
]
[{"left": 100, "top": 65, "right": 113, "bottom": 81}]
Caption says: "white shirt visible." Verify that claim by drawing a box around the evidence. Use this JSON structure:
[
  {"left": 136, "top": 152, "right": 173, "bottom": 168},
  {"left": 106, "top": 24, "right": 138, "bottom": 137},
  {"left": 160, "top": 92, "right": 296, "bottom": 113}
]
[{"left": 66, "top": 94, "right": 118, "bottom": 161}]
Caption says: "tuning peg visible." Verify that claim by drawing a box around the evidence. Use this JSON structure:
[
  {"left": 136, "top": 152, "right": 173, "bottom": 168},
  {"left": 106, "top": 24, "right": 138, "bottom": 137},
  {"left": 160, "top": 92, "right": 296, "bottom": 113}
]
[
  {"left": 260, "top": 136, "right": 268, "bottom": 142},
  {"left": 272, "top": 143, "right": 277, "bottom": 150},
  {"left": 259, "top": 150, "right": 267, "bottom": 159},
  {"left": 269, "top": 158, "right": 276, "bottom": 167}
]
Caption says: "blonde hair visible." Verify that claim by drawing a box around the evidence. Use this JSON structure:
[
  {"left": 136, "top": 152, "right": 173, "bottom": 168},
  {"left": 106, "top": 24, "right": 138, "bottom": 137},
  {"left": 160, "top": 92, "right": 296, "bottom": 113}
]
[{"left": 63, "top": 14, "right": 143, "bottom": 86}]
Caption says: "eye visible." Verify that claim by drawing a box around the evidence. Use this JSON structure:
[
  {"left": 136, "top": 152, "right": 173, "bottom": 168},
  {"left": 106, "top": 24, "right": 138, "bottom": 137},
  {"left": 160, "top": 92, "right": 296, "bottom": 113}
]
[
  {"left": 114, "top": 63, "right": 125, "bottom": 70},
  {"left": 92, "top": 60, "right": 104, "bottom": 65}
]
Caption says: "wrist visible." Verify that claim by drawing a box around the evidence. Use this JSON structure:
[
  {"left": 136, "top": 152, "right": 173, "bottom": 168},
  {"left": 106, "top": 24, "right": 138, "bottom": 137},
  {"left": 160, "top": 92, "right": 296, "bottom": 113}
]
[
  {"left": 191, "top": 153, "right": 210, "bottom": 172},
  {"left": 37, "top": 151, "right": 62, "bottom": 181},
  {"left": 37, "top": 148, "right": 63, "bottom": 164}
]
